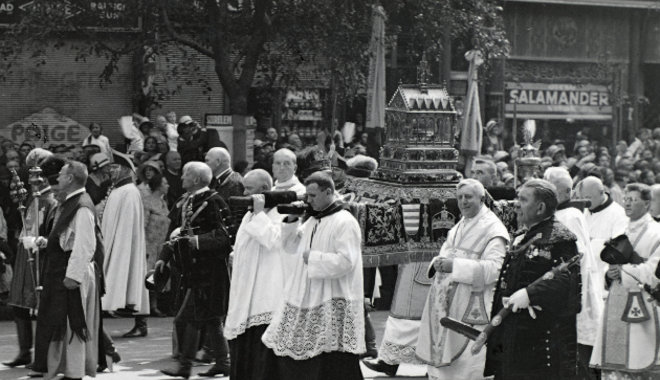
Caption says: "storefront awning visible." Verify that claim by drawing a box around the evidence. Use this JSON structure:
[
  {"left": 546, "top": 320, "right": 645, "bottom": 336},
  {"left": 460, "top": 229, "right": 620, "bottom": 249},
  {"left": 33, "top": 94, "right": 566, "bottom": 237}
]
[{"left": 505, "top": 0, "right": 660, "bottom": 8}]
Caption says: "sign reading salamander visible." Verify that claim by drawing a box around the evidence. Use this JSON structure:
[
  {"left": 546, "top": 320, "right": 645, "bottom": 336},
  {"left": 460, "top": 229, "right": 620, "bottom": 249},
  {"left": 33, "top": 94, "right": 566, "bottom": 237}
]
[{"left": 505, "top": 82, "right": 612, "bottom": 120}]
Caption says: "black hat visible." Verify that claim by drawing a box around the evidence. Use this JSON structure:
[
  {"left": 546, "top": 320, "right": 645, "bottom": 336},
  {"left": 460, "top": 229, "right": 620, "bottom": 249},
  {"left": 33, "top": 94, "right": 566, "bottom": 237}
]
[
  {"left": 145, "top": 266, "right": 170, "bottom": 293},
  {"left": 40, "top": 157, "right": 66, "bottom": 185},
  {"left": 111, "top": 149, "right": 136, "bottom": 172},
  {"left": 601, "top": 234, "right": 644, "bottom": 265}
]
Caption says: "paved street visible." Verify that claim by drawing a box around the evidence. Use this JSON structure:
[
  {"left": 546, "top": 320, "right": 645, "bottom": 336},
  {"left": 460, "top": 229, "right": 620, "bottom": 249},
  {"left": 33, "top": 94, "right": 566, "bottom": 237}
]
[{"left": 0, "top": 311, "right": 426, "bottom": 380}]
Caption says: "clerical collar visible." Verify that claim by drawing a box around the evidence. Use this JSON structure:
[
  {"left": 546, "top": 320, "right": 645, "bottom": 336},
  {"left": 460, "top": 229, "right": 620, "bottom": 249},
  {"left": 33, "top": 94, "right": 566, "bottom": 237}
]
[
  {"left": 309, "top": 200, "right": 346, "bottom": 219},
  {"left": 589, "top": 194, "right": 613, "bottom": 214},
  {"left": 66, "top": 187, "right": 86, "bottom": 201},
  {"left": 274, "top": 175, "right": 300, "bottom": 189}
]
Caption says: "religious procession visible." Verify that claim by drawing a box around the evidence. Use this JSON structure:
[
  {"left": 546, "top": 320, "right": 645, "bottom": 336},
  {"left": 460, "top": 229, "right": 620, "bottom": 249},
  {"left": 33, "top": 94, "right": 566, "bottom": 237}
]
[{"left": 1, "top": 1, "right": 660, "bottom": 380}]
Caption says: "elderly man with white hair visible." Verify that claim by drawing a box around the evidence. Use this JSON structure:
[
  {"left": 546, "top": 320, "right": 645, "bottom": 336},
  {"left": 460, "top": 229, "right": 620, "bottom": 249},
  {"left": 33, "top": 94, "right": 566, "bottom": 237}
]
[
  {"left": 205, "top": 147, "right": 244, "bottom": 202},
  {"left": 415, "top": 179, "right": 509, "bottom": 380},
  {"left": 581, "top": 176, "right": 628, "bottom": 279},
  {"left": 271, "top": 148, "right": 305, "bottom": 195},
  {"left": 225, "top": 169, "right": 285, "bottom": 380},
  {"left": 544, "top": 167, "right": 603, "bottom": 379},
  {"left": 157, "top": 161, "right": 233, "bottom": 378}
]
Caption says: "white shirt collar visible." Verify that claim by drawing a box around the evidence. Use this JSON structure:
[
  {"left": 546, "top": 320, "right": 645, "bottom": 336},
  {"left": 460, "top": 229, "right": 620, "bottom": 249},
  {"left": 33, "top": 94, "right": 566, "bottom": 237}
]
[
  {"left": 190, "top": 186, "right": 210, "bottom": 196},
  {"left": 274, "top": 175, "right": 300, "bottom": 189},
  {"left": 66, "top": 187, "right": 86, "bottom": 201}
]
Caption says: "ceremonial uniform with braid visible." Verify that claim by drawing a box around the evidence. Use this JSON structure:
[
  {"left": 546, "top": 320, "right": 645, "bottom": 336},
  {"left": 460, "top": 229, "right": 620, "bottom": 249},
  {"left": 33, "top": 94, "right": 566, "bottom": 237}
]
[
  {"left": 158, "top": 186, "right": 233, "bottom": 373},
  {"left": 485, "top": 217, "right": 581, "bottom": 380}
]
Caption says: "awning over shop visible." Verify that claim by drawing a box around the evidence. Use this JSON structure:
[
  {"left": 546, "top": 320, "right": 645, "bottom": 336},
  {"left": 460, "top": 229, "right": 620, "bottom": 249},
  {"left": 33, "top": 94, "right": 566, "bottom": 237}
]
[
  {"left": 505, "top": 0, "right": 660, "bottom": 9},
  {"left": 504, "top": 82, "right": 612, "bottom": 120}
]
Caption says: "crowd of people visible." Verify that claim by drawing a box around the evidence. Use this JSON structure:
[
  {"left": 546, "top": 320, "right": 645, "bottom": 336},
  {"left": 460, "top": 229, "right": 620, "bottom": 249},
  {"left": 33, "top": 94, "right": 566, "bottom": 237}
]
[{"left": 0, "top": 113, "right": 659, "bottom": 380}]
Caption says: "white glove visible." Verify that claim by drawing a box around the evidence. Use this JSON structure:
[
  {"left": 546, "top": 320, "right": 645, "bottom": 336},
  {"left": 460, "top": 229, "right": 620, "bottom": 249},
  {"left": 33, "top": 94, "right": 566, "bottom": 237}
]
[
  {"left": 35, "top": 236, "right": 48, "bottom": 249},
  {"left": 504, "top": 288, "right": 530, "bottom": 312},
  {"left": 21, "top": 236, "right": 37, "bottom": 251},
  {"left": 170, "top": 227, "right": 181, "bottom": 240}
]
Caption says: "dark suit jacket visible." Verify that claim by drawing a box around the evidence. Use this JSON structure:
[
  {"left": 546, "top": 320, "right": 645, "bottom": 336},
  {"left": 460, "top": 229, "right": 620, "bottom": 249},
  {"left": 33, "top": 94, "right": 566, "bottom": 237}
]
[
  {"left": 211, "top": 170, "right": 244, "bottom": 203},
  {"left": 159, "top": 190, "right": 232, "bottom": 320}
]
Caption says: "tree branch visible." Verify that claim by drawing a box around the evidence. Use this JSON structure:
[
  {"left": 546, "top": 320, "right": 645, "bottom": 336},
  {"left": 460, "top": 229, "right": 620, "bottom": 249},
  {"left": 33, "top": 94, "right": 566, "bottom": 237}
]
[{"left": 160, "top": 3, "right": 214, "bottom": 58}]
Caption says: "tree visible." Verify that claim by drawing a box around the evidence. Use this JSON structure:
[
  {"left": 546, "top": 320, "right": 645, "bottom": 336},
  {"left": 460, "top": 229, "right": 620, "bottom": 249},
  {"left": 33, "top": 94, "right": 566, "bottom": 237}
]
[{"left": 0, "top": 0, "right": 508, "bottom": 141}]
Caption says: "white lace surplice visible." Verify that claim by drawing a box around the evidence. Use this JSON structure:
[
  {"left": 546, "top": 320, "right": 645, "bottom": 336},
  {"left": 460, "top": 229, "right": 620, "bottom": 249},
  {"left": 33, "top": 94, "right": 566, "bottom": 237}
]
[
  {"left": 225, "top": 208, "right": 285, "bottom": 340},
  {"left": 261, "top": 209, "right": 366, "bottom": 360}
]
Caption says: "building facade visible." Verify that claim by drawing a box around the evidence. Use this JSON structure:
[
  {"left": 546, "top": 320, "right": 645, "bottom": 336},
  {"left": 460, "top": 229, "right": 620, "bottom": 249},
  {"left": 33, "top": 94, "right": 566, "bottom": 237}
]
[{"left": 497, "top": 0, "right": 660, "bottom": 150}]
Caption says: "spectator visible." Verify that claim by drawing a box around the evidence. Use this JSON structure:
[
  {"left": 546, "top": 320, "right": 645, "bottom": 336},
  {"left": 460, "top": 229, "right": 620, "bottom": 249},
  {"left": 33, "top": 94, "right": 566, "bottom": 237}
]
[
  {"left": 162, "top": 151, "right": 183, "bottom": 208},
  {"left": 641, "top": 169, "right": 656, "bottom": 186},
  {"left": 265, "top": 127, "right": 279, "bottom": 147},
  {"left": 83, "top": 122, "right": 113, "bottom": 157},
  {"left": 286, "top": 134, "right": 303, "bottom": 152},
  {"left": 158, "top": 114, "right": 178, "bottom": 152},
  {"left": 135, "top": 136, "right": 160, "bottom": 165},
  {"left": 4, "top": 150, "right": 20, "bottom": 167},
  {"left": 177, "top": 115, "right": 209, "bottom": 165},
  {"left": 18, "top": 143, "right": 34, "bottom": 161},
  {"left": 154, "top": 134, "right": 170, "bottom": 156},
  {"left": 138, "top": 163, "right": 170, "bottom": 317},
  {"left": 6, "top": 160, "right": 20, "bottom": 173}
]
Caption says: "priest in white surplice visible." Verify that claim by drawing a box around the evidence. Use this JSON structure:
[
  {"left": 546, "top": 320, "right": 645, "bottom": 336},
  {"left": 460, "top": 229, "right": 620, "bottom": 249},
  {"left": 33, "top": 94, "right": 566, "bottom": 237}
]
[
  {"left": 581, "top": 176, "right": 628, "bottom": 279},
  {"left": 262, "top": 171, "right": 365, "bottom": 380},
  {"left": 39, "top": 161, "right": 100, "bottom": 380},
  {"left": 591, "top": 183, "right": 660, "bottom": 378},
  {"left": 416, "top": 179, "right": 509, "bottom": 380},
  {"left": 225, "top": 169, "right": 285, "bottom": 380},
  {"left": 545, "top": 167, "right": 604, "bottom": 379},
  {"left": 100, "top": 151, "right": 149, "bottom": 336}
]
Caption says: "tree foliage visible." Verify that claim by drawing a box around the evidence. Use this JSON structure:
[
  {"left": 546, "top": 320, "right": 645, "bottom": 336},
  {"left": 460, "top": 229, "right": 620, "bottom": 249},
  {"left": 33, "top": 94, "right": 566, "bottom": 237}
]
[{"left": 0, "top": 0, "right": 509, "bottom": 114}]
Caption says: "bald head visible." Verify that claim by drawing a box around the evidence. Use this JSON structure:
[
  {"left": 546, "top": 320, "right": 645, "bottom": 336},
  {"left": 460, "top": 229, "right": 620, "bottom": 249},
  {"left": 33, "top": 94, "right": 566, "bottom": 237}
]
[
  {"left": 543, "top": 167, "right": 573, "bottom": 204},
  {"left": 581, "top": 176, "right": 607, "bottom": 210},
  {"left": 205, "top": 147, "right": 231, "bottom": 175},
  {"left": 243, "top": 169, "right": 273, "bottom": 195}
]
